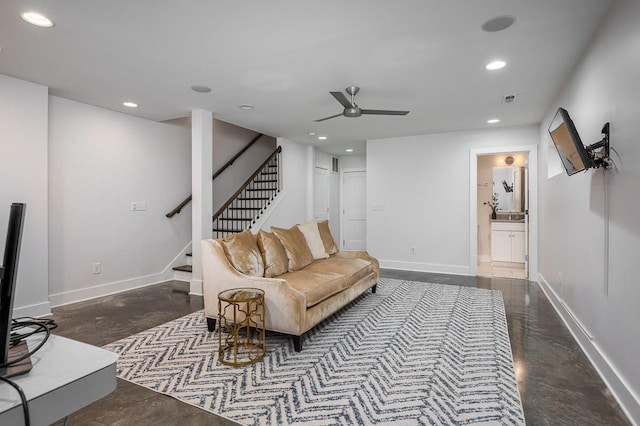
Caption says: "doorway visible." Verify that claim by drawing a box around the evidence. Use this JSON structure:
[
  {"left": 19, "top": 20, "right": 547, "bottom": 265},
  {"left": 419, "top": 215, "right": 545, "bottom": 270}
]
[
  {"left": 477, "top": 153, "right": 528, "bottom": 279},
  {"left": 340, "top": 169, "right": 366, "bottom": 250},
  {"left": 469, "top": 145, "right": 538, "bottom": 280},
  {"left": 313, "top": 167, "right": 329, "bottom": 221}
]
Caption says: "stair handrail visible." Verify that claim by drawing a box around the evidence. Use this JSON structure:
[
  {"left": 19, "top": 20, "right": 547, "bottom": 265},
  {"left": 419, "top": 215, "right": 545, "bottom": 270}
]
[
  {"left": 213, "top": 145, "right": 281, "bottom": 221},
  {"left": 166, "top": 133, "right": 264, "bottom": 218}
]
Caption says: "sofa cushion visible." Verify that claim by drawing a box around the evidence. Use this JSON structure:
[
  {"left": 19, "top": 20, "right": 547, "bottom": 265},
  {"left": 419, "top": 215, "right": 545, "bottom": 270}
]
[
  {"left": 280, "top": 270, "right": 349, "bottom": 308},
  {"left": 318, "top": 220, "right": 339, "bottom": 255},
  {"left": 298, "top": 221, "right": 329, "bottom": 260},
  {"left": 256, "top": 230, "right": 289, "bottom": 278},
  {"left": 272, "top": 225, "right": 314, "bottom": 271},
  {"left": 303, "top": 256, "right": 374, "bottom": 285},
  {"left": 221, "top": 230, "right": 264, "bottom": 277}
]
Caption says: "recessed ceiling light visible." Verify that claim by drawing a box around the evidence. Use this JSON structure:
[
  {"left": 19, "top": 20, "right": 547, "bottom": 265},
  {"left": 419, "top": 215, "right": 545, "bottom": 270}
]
[
  {"left": 345, "top": 148, "right": 354, "bottom": 152},
  {"left": 482, "top": 16, "right": 515, "bottom": 32},
  {"left": 318, "top": 136, "right": 327, "bottom": 140},
  {"left": 238, "top": 104, "right": 254, "bottom": 110},
  {"left": 21, "top": 12, "right": 55, "bottom": 28},
  {"left": 486, "top": 60, "right": 506, "bottom": 71},
  {"left": 487, "top": 118, "right": 500, "bottom": 124},
  {"left": 190, "top": 85, "right": 212, "bottom": 93},
  {"left": 308, "top": 132, "right": 316, "bottom": 136},
  {"left": 122, "top": 102, "right": 138, "bottom": 108}
]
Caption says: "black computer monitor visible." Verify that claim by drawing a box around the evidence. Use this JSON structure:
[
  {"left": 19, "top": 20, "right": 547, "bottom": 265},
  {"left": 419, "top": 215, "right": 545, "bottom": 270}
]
[{"left": 0, "top": 203, "right": 26, "bottom": 368}]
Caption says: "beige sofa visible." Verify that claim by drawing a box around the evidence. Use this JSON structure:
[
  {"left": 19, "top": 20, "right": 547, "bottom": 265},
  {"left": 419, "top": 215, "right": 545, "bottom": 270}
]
[{"left": 201, "top": 221, "right": 379, "bottom": 351}]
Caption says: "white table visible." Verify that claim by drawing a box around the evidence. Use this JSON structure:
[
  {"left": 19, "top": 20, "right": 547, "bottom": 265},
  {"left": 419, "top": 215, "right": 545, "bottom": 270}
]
[{"left": 0, "top": 334, "right": 118, "bottom": 425}]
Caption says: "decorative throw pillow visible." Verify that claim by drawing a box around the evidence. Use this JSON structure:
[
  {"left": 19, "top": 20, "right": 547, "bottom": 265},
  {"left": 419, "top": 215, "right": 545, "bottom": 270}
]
[
  {"left": 317, "top": 220, "right": 339, "bottom": 255},
  {"left": 221, "top": 229, "right": 264, "bottom": 277},
  {"left": 256, "top": 230, "right": 289, "bottom": 278},
  {"left": 271, "top": 225, "right": 314, "bottom": 271},
  {"left": 298, "top": 221, "right": 329, "bottom": 260}
]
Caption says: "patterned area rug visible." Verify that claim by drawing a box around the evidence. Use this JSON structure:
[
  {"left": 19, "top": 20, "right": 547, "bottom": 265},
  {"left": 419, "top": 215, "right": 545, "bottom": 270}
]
[{"left": 104, "top": 279, "right": 525, "bottom": 425}]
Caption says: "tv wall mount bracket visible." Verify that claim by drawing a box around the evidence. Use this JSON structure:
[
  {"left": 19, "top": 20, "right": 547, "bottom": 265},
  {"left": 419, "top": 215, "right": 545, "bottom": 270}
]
[{"left": 586, "top": 122, "right": 611, "bottom": 169}]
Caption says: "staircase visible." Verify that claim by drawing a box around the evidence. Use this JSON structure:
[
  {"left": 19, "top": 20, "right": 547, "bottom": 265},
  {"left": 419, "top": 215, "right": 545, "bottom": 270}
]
[
  {"left": 212, "top": 146, "right": 281, "bottom": 239},
  {"left": 171, "top": 145, "right": 282, "bottom": 275}
]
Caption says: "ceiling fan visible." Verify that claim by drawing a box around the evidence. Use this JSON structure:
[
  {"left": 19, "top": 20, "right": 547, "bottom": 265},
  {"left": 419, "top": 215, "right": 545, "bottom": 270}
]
[{"left": 314, "top": 86, "right": 410, "bottom": 122}]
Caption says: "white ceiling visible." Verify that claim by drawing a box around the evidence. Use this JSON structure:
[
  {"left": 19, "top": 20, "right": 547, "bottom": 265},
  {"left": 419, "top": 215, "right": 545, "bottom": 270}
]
[{"left": 0, "top": 1, "right": 613, "bottom": 155}]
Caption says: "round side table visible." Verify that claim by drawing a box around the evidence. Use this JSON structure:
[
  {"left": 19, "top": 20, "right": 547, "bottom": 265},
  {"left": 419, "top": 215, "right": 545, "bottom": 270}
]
[{"left": 217, "top": 288, "right": 266, "bottom": 367}]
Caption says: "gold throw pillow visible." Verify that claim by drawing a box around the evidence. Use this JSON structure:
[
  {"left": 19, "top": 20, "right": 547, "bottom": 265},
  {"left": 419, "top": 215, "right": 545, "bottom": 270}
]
[
  {"left": 221, "top": 229, "right": 265, "bottom": 277},
  {"left": 257, "top": 230, "right": 289, "bottom": 278},
  {"left": 271, "top": 225, "right": 314, "bottom": 271}
]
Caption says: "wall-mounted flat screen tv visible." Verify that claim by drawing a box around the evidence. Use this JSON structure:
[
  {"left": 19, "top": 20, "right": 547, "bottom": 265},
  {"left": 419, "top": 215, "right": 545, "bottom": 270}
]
[{"left": 548, "top": 107, "right": 595, "bottom": 176}]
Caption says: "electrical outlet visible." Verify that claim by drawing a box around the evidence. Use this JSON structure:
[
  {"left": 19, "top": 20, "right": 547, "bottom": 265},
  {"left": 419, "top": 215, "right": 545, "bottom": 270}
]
[
  {"left": 131, "top": 201, "right": 146, "bottom": 211},
  {"left": 93, "top": 262, "right": 101, "bottom": 274},
  {"left": 410, "top": 246, "right": 416, "bottom": 255}
]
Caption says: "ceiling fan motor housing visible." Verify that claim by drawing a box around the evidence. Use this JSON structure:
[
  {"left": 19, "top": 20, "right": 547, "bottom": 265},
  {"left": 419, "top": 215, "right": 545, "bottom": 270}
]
[{"left": 344, "top": 107, "right": 362, "bottom": 118}]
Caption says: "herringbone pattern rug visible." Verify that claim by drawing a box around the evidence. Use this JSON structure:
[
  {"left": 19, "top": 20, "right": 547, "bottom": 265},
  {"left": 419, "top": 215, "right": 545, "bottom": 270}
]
[{"left": 104, "top": 279, "right": 525, "bottom": 425}]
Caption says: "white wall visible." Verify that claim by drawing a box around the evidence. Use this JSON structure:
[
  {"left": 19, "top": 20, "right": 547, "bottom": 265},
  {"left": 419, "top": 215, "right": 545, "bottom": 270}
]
[
  {"left": 0, "top": 75, "right": 50, "bottom": 316},
  {"left": 367, "top": 125, "right": 538, "bottom": 275},
  {"left": 48, "top": 96, "right": 192, "bottom": 306},
  {"left": 538, "top": 0, "right": 640, "bottom": 421},
  {"left": 339, "top": 154, "right": 366, "bottom": 170},
  {"left": 259, "top": 138, "right": 311, "bottom": 229}
]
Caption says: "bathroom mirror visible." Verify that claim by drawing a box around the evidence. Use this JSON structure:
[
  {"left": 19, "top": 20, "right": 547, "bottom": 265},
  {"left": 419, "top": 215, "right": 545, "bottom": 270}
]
[{"left": 493, "top": 167, "right": 524, "bottom": 212}]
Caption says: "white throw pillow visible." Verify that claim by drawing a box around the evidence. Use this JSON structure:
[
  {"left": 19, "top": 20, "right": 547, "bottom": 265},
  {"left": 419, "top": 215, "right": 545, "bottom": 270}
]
[{"left": 298, "top": 221, "right": 329, "bottom": 260}]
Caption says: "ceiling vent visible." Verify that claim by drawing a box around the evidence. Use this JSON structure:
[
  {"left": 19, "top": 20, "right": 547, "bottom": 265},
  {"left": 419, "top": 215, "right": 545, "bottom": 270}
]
[{"left": 502, "top": 94, "right": 517, "bottom": 104}]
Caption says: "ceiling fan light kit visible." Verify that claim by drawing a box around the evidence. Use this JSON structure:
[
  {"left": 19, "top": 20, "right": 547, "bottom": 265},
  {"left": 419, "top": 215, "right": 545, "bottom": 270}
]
[{"left": 314, "top": 86, "right": 409, "bottom": 122}]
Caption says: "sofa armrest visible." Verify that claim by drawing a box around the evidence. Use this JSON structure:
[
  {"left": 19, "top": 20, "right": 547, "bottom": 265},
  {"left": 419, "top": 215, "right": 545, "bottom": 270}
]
[
  {"left": 201, "top": 239, "right": 307, "bottom": 335},
  {"left": 335, "top": 250, "right": 380, "bottom": 279}
]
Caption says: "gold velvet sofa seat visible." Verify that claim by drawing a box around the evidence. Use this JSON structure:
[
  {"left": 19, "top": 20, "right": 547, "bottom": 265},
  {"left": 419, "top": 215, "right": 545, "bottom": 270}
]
[{"left": 201, "top": 224, "right": 379, "bottom": 352}]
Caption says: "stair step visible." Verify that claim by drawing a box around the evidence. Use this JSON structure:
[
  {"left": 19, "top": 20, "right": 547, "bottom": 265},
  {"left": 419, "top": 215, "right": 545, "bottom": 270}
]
[
  {"left": 212, "top": 229, "right": 243, "bottom": 233},
  {"left": 253, "top": 179, "right": 278, "bottom": 183},
  {"left": 229, "top": 207, "right": 262, "bottom": 210},
  {"left": 173, "top": 265, "right": 192, "bottom": 273},
  {"left": 219, "top": 217, "right": 253, "bottom": 221},
  {"left": 237, "top": 197, "right": 270, "bottom": 200},
  {"left": 245, "top": 188, "right": 276, "bottom": 192},
  {"left": 186, "top": 253, "right": 192, "bottom": 257},
  {"left": 260, "top": 172, "right": 277, "bottom": 175}
]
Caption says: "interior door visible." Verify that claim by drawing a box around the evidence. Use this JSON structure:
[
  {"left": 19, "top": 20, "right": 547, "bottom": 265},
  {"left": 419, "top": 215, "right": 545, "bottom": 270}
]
[
  {"left": 341, "top": 170, "right": 366, "bottom": 250},
  {"left": 314, "top": 167, "right": 329, "bottom": 221}
]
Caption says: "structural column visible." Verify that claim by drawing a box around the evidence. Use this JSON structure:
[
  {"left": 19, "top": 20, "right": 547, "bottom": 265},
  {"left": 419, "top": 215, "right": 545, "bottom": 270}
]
[{"left": 190, "top": 109, "right": 213, "bottom": 295}]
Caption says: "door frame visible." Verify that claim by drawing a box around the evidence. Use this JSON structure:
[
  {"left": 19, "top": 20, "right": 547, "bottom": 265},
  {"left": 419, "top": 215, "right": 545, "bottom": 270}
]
[
  {"left": 469, "top": 145, "right": 538, "bottom": 280},
  {"left": 340, "top": 167, "right": 366, "bottom": 250}
]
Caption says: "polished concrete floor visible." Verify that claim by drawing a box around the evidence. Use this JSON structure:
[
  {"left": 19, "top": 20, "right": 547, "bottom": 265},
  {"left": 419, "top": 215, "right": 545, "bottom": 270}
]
[{"left": 50, "top": 271, "right": 631, "bottom": 426}]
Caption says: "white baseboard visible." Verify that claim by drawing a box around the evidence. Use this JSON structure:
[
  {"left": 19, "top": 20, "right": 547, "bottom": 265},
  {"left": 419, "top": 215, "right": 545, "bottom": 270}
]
[
  {"left": 379, "top": 259, "right": 471, "bottom": 276},
  {"left": 173, "top": 270, "right": 192, "bottom": 283},
  {"left": 538, "top": 273, "right": 640, "bottom": 425},
  {"left": 49, "top": 242, "right": 193, "bottom": 308},
  {"left": 13, "top": 301, "right": 52, "bottom": 318},
  {"left": 189, "top": 279, "right": 203, "bottom": 296}
]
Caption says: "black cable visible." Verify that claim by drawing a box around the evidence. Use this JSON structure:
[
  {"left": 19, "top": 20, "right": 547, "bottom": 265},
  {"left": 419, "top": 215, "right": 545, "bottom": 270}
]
[
  {"left": 0, "top": 318, "right": 57, "bottom": 369},
  {"left": 0, "top": 375, "right": 30, "bottom": 426}
]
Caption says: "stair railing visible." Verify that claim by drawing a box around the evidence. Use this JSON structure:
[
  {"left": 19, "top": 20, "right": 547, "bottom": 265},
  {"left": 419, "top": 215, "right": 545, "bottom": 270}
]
[
  {"left": 212, "top": 146, "right": 282, "bottom": 239},
  {"left": 165, "top": 133, "right": 264, "bottom": 218}
]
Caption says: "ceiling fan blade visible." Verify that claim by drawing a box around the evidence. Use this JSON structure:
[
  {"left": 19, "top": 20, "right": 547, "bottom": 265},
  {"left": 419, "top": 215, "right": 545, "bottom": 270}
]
[
  {"left": 361, "top": 109, "right": 410, "bottom": 116},
  {"left": 330, "top": 91, "right": 353, "bottom": 108},
  {"left": 314, "top": 113, "right": 343, "bottom": 122}
]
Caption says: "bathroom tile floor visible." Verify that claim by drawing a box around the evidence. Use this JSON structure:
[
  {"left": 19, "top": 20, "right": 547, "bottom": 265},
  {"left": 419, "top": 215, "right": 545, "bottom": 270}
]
[
  {"left": 478, "top": 261, "right": 527, "bottom": 279},
  {"left": 49, "top": 271, "right": 630, "bottom": 426}
]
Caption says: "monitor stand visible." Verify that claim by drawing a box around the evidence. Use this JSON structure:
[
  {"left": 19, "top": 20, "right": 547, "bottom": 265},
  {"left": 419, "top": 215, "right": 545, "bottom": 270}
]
[{"left": 0, "top": 341, "right": 32, "bottom": 378}]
